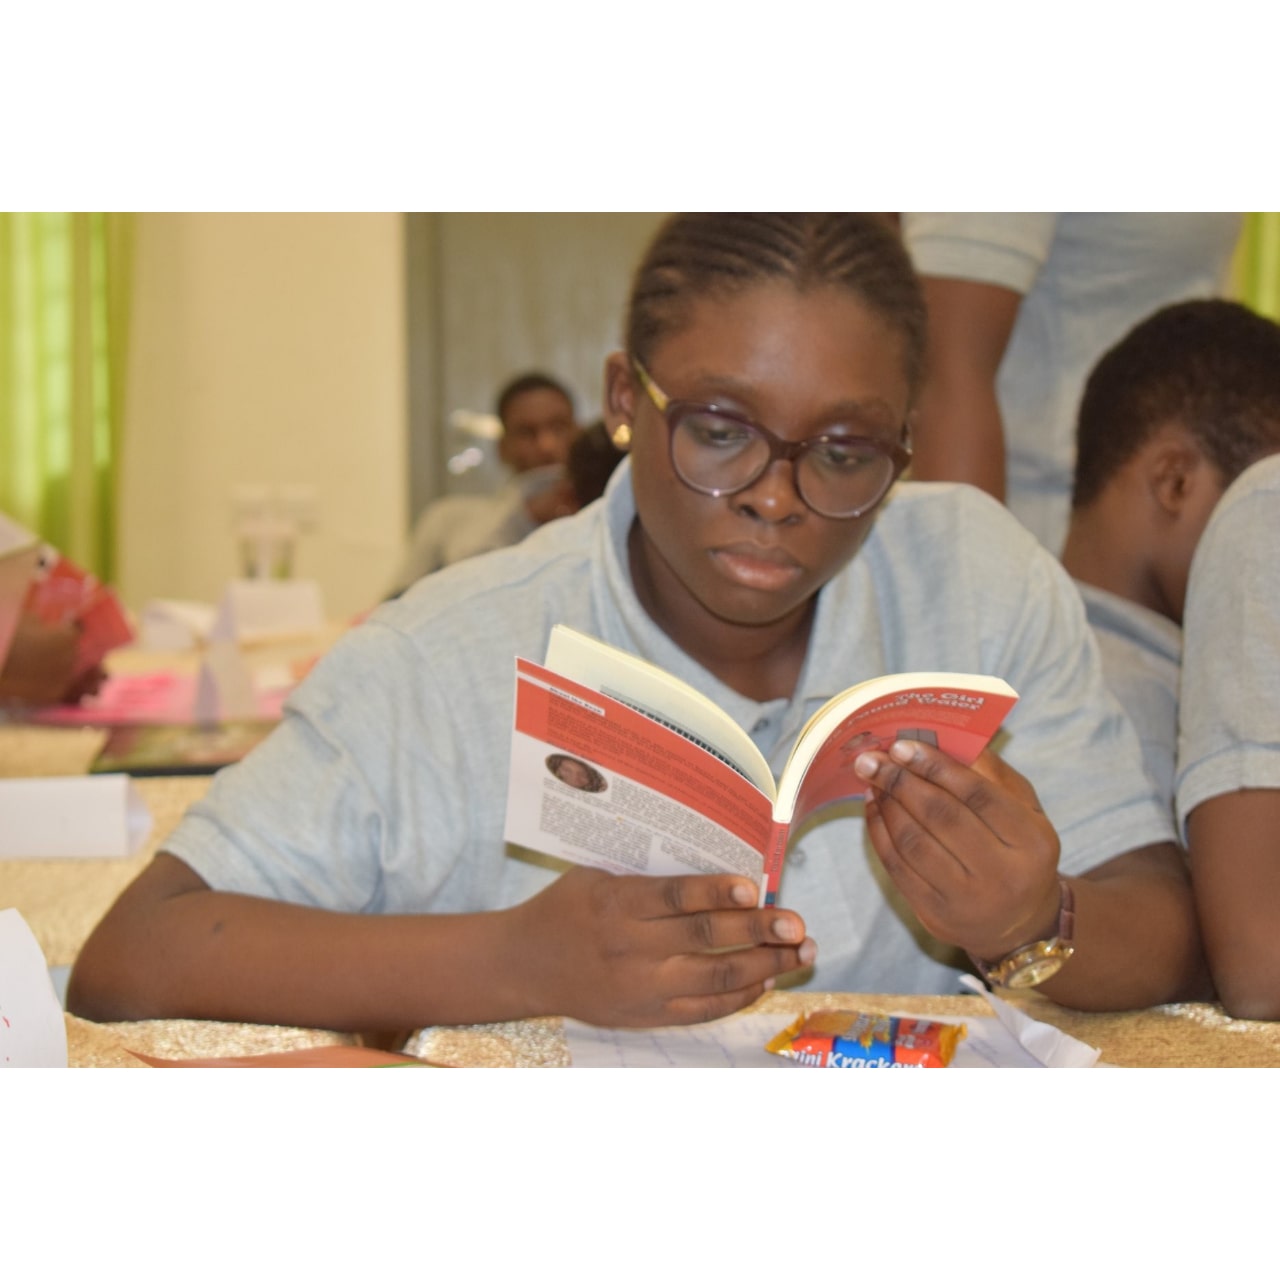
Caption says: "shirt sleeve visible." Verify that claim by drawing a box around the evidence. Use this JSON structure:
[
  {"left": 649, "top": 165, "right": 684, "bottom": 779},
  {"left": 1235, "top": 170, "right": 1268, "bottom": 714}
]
[
  {"left": 901, "top": 213, "right": 1059, "bottom": 295},
  {"left": 166, "top": 619, "right": 474, "bottom": 913},
  {"left": 988, "top": 534, "right": 1178, "bottom": 871},
  {"left": 1176, "top": 477, "right": 1280, "bottom": 837}
]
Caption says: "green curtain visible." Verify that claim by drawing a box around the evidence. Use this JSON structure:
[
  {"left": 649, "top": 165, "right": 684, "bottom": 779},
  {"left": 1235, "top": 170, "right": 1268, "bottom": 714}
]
[
  {"left": 0, "top": 212, "right": 133, "bottom": 581},
  {"left": 1234, "top": 212, "right": 1280, "bottom": 322}
]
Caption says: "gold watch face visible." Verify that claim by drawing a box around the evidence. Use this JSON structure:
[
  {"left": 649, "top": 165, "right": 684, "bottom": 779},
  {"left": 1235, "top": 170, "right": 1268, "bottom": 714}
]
[{"left": 996, "top": 941, "right": 1076, "bottom": 989}]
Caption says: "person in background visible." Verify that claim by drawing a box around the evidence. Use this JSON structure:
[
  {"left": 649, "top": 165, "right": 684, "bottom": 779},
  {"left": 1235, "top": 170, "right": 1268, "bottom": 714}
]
[
  {"left": 1061, "top": 299, "right": 1280, "bottom": 813},
  {"left": 493, "top": 371, "right": 582, "bottom": 477},
  {"left": 69, "top": 213, "right": 1206, "bottom": 1034},
  {"left": 901, "top": 213, "right": 1242, "bottom": 555},
  {"left": 1177, "top": 453, "right": 1280, "bottom": 1020},
  {"left": 563, "top": 419, "right": 628, "bottom": 510},
  {"left": 388, "top": 371, "right": 583, "bottom": 592}
]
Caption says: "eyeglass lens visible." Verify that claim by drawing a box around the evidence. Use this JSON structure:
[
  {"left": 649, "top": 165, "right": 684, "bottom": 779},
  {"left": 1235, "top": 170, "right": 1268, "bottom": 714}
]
[{"left": 670, "top": 409, "right": 898, "bottom": 518}]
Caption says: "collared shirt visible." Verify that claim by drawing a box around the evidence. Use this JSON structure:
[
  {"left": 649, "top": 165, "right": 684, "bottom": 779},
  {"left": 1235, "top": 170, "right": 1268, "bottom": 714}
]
[
  {"left": 1076, "top": 581, "right": 1182, "bottom": 813},
  {"left": 171, "top": 464, "right": 1172, "bottom": 996},
  {"left": 902, "top": 213, "right": 1241, "bottom": 554}
]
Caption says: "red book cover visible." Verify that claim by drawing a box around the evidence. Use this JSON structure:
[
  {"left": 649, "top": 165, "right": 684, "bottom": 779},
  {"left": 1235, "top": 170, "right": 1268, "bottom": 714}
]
[{"left": 24, "top": 548, "right": 134, "bottom": 674}]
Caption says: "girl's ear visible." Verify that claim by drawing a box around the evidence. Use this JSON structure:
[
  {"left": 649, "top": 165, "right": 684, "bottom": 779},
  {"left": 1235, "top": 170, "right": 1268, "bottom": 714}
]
[{"left": 603, "top": 352, "right": 637, "bottom": 446}]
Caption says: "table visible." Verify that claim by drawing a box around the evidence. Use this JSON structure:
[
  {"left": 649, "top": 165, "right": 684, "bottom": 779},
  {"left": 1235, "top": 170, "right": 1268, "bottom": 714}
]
[
  {"left": 61, "top": 986, "right": 1280, "bottom": 1068},
  {"left": 5, "top": 718, "right": 1280, "bottom": 1069},
  {"left": 1, "top": 775, "right": 211, "bottom": 968}
]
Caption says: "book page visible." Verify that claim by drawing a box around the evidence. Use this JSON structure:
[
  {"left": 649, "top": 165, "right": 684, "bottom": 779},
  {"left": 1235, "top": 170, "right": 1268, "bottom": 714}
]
[
  {"left": 505, "top": 659, "right": 775, "bottom": 892},
  {"left": 545, "top": 625, "right": 776, "bottom": 797},
  {"left": 777, "top": 674, "right": 1018, "bottom": 826}
]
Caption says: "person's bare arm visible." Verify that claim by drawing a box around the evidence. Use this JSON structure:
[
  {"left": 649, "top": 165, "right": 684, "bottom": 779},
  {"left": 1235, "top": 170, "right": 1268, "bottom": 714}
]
[
  {"left": 66, "top": 853, "right": 814, "bottom": 1031},
  {"left": 856, "top": 741, "right": 1209, "bottom": 1010},
  {"left": 1045, "top": 841, "right": 1211, "bottom": 1009},
  {"left": 910, "top": 276, "right": 1023, "bottom": 499},
  {"left": 1188, "top": 790, "right": 1280, "bottom": 1020}
]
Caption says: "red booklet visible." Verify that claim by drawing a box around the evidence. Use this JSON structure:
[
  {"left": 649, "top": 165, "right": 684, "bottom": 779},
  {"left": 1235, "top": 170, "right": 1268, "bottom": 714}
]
[
  {"left": 504, "top": 626, "right": 1018, "bottom": 905},
  {"left": 24, "top": 547, "right": 134, "bottom": 674}
]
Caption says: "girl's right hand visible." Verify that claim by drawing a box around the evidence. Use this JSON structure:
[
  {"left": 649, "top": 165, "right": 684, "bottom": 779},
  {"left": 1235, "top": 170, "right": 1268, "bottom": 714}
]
[{"left": 505, "top": 867, "right": 815, "bottom": 1028}]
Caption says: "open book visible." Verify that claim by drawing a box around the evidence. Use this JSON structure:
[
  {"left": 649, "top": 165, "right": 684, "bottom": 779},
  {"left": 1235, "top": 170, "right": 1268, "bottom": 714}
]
[{"left": 504, "top": 625, "right": 1018, "bottom": 904}]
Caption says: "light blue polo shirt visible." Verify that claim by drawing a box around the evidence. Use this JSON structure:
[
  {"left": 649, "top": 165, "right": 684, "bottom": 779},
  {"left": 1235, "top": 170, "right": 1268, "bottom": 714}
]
[
  {"left": 1177, "top": 453, "right": 1280, "bottom": 838},
  {"left": 903, "top": 212, "right": 1241, "bottom": 554},
  {"left": 1076, "top": 581, "right": 1182, "bottom": 813},
  {"left": 170, "top": 463, "right": 1172, "bottom": 996}
]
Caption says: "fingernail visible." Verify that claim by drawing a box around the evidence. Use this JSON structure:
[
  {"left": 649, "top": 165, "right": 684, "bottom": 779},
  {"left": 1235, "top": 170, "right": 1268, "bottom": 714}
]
[
  {"left": 890, "top": 740, "right": 918, "bottom": 764},
  {"left": 854, "top": 754, "right": 879, "bottom": 779},
  {"left": 798, "top": 938, "right": 818, "bottom": 966},
  {"left": 731, "top": 882, "right": 757, "bottom": 906},
  {"left": 773, "top": 917, "right": 801, "bottom": 943}
]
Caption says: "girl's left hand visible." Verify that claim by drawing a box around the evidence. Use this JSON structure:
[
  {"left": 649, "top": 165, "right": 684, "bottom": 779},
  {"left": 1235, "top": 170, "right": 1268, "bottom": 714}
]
[{"left": 855, "top": 741, "right": 1063, "bottom": 962}]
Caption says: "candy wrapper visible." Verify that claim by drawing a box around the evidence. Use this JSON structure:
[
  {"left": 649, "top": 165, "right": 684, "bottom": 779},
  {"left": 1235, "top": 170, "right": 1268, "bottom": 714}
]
[{"left": 766, "top": 1009, "right": 965, "bottom": 1068}]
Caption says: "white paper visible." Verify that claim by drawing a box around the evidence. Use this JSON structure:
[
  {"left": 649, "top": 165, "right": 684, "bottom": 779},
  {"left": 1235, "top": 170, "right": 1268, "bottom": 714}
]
[
  {"left": 194, "top": 640, "right": 259, "bottom": 722},
  {"left": 0, "top": 774, "right": 152, "bottom": 859},
  {"left": 138, "top": 598, "right": 217, "bottom": 650},
  {"left": 565, "top": 988, "right": 1102, "bottom": 1069},
  {"left": 210, "top": 579, "right": 324, "bottom": 643},
  {"left": 566, "top": 1013, "right": 798, "bottom": 1068},
  {"left": 0, "top": 909, "right": 68, "bottom": 1067},
  {"left": 959, "top": 974, "right": 1102, "bottom": 1067}
]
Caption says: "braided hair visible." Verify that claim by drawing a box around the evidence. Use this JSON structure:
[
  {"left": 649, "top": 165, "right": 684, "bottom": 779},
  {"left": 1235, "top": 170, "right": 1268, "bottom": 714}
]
[{"left": 625, "top": 213, "right": 927, "bottom": 396}]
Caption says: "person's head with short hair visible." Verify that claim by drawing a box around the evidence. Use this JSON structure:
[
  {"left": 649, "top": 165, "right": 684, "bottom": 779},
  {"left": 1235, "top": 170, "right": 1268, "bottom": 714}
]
[
  {"left": 545, "top": 753, "right": 608, "bottom": 793},
  {"left": 1064, "top": 299, "right": 1280, "bottom": 621},
  {"left": 495, "top": 372, "right": 580, "bottom": 474}
]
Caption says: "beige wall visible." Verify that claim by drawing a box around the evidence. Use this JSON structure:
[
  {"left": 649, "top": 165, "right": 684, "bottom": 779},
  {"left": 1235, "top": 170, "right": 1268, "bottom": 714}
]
[
  {"left": 118, "top": 213, "right": 407, "bottom": 619},
  {"left": 435, "top": 213, "right": 665, "bottom": 425},
  {"left": 116, "top": 213, "right": 666, "bottom": 618}
]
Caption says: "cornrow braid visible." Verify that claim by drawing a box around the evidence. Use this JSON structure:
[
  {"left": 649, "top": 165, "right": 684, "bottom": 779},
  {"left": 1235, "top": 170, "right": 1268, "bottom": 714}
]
[{"left": 625, "top": 214, "right": 927, "bottom": 395}]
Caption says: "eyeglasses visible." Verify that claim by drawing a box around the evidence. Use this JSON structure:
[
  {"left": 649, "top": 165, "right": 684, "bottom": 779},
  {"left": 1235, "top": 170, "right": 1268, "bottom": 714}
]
[{"left": 631, "top": 358, "right": 911, "bottom": 520}]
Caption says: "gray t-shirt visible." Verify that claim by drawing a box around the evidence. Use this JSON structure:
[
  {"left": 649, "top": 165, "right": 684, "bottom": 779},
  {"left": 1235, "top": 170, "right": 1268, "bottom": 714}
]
[
  {"left": 170, "top": 464, "right": 1173, "bottom": 996},
  {"left": 1176, "top": 453, "right": 1280, "bottom": 839},
  {"left": 1076, "top": 581, "right": 1182, "bottom": 813},
  {"left": 903, "top": 213, "right": 1241, "bottom": 554}
]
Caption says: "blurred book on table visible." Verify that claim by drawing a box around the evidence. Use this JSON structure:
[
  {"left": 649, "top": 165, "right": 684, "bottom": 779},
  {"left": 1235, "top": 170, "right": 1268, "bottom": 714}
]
[{"left": 89, "top": 720, "right": 277, "bottom": 777}]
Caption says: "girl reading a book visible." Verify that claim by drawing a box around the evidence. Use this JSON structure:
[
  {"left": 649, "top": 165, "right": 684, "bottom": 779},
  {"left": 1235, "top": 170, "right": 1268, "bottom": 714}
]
[{"left": 70, "top": 214, "right": 1208, "bottom": 1031}]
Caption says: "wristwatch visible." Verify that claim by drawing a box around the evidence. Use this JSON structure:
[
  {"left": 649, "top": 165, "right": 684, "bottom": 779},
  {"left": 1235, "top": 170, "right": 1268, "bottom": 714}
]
[{"left": 970, "top": 879, "right": 1076, "bottom": 989}]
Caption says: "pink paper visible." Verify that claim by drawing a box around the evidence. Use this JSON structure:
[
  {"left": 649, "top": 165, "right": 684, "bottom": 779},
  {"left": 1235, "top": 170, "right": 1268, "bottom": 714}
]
[{"left": 28, "top": 670, "right": 287, "bottom": 727}]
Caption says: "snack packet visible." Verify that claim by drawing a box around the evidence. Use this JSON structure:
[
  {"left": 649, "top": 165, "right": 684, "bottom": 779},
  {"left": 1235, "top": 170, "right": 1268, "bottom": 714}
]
[{"left": 766, "top": 1009, "right": 965, "bottom": 1068}]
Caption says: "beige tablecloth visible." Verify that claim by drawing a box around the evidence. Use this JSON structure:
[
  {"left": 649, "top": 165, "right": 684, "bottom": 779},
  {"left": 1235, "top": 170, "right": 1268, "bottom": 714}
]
[
  {"left": 5, "top": 724, "right": 1278, "bottom": 1069},
  {"left": 65, "top": 988, "right": 1280, "bottom": 1068},
  {"left": 1, "top": 774, "right": 210, "bottom": 966}
]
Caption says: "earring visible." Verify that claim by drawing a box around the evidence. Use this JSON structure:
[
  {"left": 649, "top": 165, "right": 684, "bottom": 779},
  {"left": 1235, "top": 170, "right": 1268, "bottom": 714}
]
[{"left": 610, "top": 422, "right": 632, "bottom": 450}]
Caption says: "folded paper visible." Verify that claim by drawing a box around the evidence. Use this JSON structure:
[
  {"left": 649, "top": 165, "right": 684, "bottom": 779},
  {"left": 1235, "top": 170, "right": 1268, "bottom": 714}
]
[
  {"left": 0, "top": 908, "right": 68, "bottom": 1067},
  {"left": 210, "top": 579, "right": 324, "bottom": 643},
  {"left": 194, "top": 641, "right": 258, "bottom": 722},
  {"left": 138, "top": 598, "right": 217, "bottom": 651},
  {"left": 0, "top": 775, "right": 152, "bottom": 859}
]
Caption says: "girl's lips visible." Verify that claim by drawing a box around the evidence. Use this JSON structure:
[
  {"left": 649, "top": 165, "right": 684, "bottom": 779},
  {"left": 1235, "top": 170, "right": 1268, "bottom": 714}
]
[{"left": 710, "top": 543, "right": 805, "bottom": 591}]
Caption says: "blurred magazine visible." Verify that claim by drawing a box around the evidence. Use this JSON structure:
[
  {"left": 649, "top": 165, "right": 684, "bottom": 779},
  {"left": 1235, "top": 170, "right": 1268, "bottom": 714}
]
[{"left": 91, "top": 719, "right": 276, "bottom": 777}]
